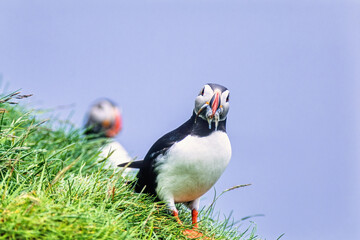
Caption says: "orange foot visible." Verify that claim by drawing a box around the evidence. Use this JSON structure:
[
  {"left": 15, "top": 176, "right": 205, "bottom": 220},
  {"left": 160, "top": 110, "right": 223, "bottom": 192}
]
[
  {"left": 183, "top": 229, "right": 203, "bottom": 239},
  {"left": 182, "top": 229, "right": 213, "bottom": 239}
]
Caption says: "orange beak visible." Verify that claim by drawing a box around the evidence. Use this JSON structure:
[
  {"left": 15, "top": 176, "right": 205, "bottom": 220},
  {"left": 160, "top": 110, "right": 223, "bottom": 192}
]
[
  {"left": 105, "top": 110, "right": 122, "bottom": 137},
  {"left": 210, "top": 92, "right": 220, "bottom": 117}
]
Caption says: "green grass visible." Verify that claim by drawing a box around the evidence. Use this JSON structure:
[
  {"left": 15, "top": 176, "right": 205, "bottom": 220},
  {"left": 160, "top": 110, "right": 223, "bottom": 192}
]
[{"left": 0, "top": 92, "right": 260, "bottom": 239}]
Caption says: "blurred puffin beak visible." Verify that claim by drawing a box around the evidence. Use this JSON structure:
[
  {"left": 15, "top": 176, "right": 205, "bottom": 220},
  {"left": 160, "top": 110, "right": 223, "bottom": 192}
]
[{"left": 105, "top": 109, "right": 122, "bottom": 137}]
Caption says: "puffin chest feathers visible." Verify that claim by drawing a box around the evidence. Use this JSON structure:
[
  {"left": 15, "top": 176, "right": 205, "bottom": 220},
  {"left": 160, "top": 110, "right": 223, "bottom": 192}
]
[{"left": 154, "top": 131, "right": 231, "bottom": 203}]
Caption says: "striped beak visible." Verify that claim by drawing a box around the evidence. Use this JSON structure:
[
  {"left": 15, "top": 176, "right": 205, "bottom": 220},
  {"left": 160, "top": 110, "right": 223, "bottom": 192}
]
[
  {"left": 105, "top": 109, "right": 122, "bottom": 137},
  {"left": 209, "top": 92, "right": 220, "bottom": 118}
]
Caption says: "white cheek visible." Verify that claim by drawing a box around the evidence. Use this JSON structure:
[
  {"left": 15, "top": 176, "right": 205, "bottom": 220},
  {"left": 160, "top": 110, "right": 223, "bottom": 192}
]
[
  {"left": 194, "top": 96, "right": 205, "bottom": 111},
  {"left": 220, "top": 103, "right": 229, "bottom": 120},
  {"left": 194, "top": 95, "right": 212, "bottom": 112}
]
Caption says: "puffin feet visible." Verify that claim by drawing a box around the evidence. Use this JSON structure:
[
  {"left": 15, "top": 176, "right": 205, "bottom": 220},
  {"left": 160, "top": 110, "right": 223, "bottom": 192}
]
[
  {"left": 172, "top": 210, "right": 212, "bottom": 239},
  {"left": 182, "top": 229, "right": 205, "bottom": 239},
  {"left": 173, "top": 210, "right": 183, "bottom": 225}
]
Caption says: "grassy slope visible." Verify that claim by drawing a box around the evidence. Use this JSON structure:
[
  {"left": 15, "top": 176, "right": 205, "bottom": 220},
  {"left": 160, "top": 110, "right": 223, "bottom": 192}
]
[{"left": 0, "top": 93, "right": 259, "bottom": 240}]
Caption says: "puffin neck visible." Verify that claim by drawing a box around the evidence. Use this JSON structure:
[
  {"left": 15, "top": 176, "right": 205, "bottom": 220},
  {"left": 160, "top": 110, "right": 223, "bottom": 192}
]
[{"left": 189, "top": 112, "right": 227, "bottom": 137}]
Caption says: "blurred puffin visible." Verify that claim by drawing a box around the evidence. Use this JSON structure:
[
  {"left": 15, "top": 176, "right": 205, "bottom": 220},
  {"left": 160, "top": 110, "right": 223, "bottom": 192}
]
[
  {"left": 84, "top": 99, "right": 133, "bottom": 172},
  {"left": 119, "top": 84, "right": 231, "bottom": 237}
]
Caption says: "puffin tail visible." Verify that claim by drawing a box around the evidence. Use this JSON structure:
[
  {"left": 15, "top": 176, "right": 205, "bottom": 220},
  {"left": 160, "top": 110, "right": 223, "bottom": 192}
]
[{"left": 118, "top": 160, "right": 144, "bottom": 169}]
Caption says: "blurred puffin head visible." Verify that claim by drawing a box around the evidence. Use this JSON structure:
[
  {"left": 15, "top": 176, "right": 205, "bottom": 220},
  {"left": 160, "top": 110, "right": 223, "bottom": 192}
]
[
  {"left": 194, "top": 83, "right": 230, "bottom": 130},
  {"left": 84, "top": 99, "right": 122, "bottom": 138}
]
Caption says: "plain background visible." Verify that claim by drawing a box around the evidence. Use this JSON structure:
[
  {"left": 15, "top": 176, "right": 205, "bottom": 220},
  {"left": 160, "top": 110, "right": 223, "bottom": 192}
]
[{"left": 1, "top": 1, "right": 359, "bottom": 239}]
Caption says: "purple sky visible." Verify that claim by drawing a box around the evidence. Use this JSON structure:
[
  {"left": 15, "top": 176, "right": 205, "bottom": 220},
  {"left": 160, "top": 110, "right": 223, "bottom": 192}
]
[{"left": 1, "top": 1, "right": 359, "bottom": 239}]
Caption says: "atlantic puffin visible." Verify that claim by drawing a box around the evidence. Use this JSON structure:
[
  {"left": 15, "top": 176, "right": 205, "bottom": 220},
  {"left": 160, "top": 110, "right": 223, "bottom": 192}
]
[
  {"left": 84, "top": 99, "right": 134, "bottom": 172},
  {"left": 118, "top": 84, "right": 231, "bottom": 235}
]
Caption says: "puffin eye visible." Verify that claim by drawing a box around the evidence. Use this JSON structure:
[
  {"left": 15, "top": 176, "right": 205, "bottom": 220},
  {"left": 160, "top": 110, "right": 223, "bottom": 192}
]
[
  {"left": 226, "top": 94, "right": 230, "bottom": 102},
  {"left": 199, "top": 87, "right": 205, "bottom": 96}
]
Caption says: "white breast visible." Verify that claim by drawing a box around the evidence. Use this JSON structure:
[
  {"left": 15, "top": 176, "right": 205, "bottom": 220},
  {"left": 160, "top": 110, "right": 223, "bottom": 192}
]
[{"left": 155, "top": 131, "right": 231, "bottom": 203}]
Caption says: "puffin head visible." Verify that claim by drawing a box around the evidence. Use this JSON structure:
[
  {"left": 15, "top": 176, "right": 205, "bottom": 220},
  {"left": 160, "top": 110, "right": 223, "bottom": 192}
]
[
  {"left": 84, "top": 99, "right": 122, "bottom": 138},
  {"left": 194, "top": 83, "right": 230, "bottom": 130}
]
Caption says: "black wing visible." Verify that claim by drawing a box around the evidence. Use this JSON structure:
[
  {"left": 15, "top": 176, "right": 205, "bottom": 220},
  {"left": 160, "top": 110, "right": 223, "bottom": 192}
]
[
  {"left": 134, "top": 116, "right": 195, "bottom": 195},
  {"left": 118, "top": 160, "right": 144, "bottom": 168}
]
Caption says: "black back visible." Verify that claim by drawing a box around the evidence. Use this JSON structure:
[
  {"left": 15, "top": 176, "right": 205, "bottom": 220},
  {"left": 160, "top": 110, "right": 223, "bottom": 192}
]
[{"left": 135, "top": 112, "right": 227, "bottom": 196}]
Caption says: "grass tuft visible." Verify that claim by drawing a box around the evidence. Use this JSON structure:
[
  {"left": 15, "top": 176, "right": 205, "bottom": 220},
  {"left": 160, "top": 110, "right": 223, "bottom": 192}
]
[{"left": 0, "top": 92, "right": 260, "bottom": 239}]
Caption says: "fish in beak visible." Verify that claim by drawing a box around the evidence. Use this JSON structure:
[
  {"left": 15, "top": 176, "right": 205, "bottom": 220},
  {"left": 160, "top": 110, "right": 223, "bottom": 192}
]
[{"left": 196, "top": 91, "right": 223, "bottom": 130}]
